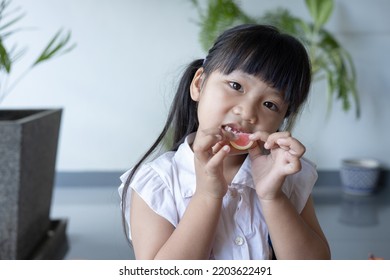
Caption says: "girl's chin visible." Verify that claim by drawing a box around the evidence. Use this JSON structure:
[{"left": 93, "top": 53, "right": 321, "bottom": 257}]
[{"left": 227, "top": 149, "right": 250, "bottom": 156}]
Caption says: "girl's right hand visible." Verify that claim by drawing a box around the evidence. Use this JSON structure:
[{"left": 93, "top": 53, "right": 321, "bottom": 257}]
[{"left": 192, "top": 128, "right": 232, "bottom": 199}]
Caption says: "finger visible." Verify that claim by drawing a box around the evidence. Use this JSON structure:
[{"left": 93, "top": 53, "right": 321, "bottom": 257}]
[
  {"left": 263, "top": 131, "right": 291, "bottom": 149},
  {"left": 211, "top": 141, "right": 225, "bottom": 154},
  {"left": 207, "top": 145, "right": 230, "bottom": 172},
  {"left": 249, "top": 130, "right": 270, "bottom": 143},
  {"left": 248, "top": 131, "right": 270, "bottom": 154},
  {"left": 194, "top": 128, "right": 224, "bottom": 150},
  {"left": 248, "top": 141, "right": 270, "bottom": 159},
  {"left": 276, "top": 137, "right": 306, "bottom": 157},
  {"left": 193, "top": 132, "right": 223, "bottom": 162},
  {"left": 284, "top": 152, "right": 302, "bottom": 174}
]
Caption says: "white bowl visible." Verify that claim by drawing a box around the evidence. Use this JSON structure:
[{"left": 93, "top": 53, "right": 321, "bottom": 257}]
[{"left": 340, "top": 159, "right": 381, "bottom": 195}]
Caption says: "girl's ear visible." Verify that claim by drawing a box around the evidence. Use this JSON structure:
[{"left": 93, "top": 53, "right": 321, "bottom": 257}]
[{"left": 190, "top": 68, "right": 204, "bottom": 101}]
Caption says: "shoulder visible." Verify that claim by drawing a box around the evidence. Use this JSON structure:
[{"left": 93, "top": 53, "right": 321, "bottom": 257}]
[
  {"left": 120, "top": 146, "right": 194, "bottom": 226},
  {"left": 125, "top": 151, "right": 178, "bottom": 196},
  {"left": 118, "top": 151, "right": 178, "bottom": 221}
]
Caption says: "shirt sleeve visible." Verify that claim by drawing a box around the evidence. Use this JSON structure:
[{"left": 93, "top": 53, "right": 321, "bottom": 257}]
[
  {"left": 282, "top": 157, "right": 318, "bottom": 213},
  {"left": 118, "top": 164, "right": 179, "bottom": 240}
]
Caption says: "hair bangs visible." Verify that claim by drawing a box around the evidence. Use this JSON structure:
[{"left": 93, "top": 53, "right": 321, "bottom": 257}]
[{"left": 206, "top": 26, "right": 311, "bottom": 113}]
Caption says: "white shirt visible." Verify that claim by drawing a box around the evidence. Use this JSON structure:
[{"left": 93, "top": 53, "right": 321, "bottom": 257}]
[{"left": 118, "top": 133, "right": 318, "bottom": 259}]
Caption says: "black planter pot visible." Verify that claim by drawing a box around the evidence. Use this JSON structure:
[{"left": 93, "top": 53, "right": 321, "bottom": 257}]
[{"left": 0, "top": 109, "right": 65, "bottom": 259}]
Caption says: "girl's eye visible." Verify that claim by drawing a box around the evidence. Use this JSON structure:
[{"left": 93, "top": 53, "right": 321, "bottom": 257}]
[
  {"left": 228, "top": 81, "right": 243, "bottom": 92},
  {"left": 264, "top": 101, "right": 278, "bottom": 112}
]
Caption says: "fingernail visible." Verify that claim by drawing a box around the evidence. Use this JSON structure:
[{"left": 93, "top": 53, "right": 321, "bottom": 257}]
[{"left": 249, "top": 134, "right": 255, "bottom": 140}]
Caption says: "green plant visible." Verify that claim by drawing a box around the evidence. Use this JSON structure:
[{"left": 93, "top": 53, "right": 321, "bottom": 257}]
[
  {"left": 0, "top": 0, "right": 75, "bottom": 104},
  {"left": 190, "top": 0, "right": 360, "bottom": 118}
]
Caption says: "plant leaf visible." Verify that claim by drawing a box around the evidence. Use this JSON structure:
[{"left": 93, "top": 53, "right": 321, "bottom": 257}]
[
  {"left": 192, "top": 0, "right": 255, "bottom": 51},
  {"left": 0, "top": 39, "right": 11, "bottom": 72},
  {"left": 191, "top": 0, "right": 359, "bottom": 118},
  {"left": 0, "top": 13, "right": 24, "bottom": 35},
  {"left": 260, "top": 9, "right": 298, "bottom": 33},
  {"left": 32, "top": 29, "right": 75, "bottom": 66},
  {"left": 305, "top": 0, "right": 334, "bottom": 29}
]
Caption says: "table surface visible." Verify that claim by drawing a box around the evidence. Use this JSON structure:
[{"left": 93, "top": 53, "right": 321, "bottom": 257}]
[
  {"left": 51, "top": 184, "right": 390, "bottom": 260},
  {"left": 312, "top": 185, "right": 390, "bottom": 260}
]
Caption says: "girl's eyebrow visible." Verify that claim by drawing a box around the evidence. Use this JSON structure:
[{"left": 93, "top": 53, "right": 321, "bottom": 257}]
[
  {"left": 225, "top": 70, "right": 285, "bottom": 98},
  {"left": 265, "top": 85, "right": 282, "bottom": 95}
]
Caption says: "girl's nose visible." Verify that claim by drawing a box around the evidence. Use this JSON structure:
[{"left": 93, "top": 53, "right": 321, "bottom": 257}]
[{"left": 232, "top": 102, "right": 257, "bottom": 124}]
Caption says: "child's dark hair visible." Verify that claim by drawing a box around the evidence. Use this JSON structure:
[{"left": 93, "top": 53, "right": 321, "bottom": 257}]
[{"left": 121, "top": 24, "right": 311, "bottom": 243}]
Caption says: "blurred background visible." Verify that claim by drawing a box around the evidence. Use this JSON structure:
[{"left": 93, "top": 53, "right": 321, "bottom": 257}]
[{"left": 2, "top": 0, "right": 389, "bottom": 259}]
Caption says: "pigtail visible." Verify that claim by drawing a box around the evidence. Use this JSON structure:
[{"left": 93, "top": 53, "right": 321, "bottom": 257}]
[
  {"left": 121, "top": 59, "right": 203, "bottom": 244},
  {"left": 171, "top": 59, "right": 203, "bottom": 150}
]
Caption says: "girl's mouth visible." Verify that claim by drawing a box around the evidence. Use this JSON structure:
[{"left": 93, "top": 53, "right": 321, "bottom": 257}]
[
  {"left": 222, "top": 125, "right": 255, "bottom": 150},
  {"left": 222, "top": 125, "right": 245, "bottom": 135}
]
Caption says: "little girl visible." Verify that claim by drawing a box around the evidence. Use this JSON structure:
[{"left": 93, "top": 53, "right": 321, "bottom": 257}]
[{"left": 119, "top": 24, "right": 330, "bottom": 260}]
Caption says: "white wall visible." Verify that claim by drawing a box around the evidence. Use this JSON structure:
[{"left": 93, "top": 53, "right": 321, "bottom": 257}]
[{"left": 2, "top": 0, "right": 390, "bottom": 172}]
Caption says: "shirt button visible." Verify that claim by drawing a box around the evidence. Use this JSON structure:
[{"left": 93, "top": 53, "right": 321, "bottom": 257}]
[{"left": 234, "top": 236, "right": 245, "bottom": 246}]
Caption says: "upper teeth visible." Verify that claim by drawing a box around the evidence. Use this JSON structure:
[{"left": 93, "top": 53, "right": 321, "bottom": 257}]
[{"left": 224, "top": 125, "right": 240, "bottom": 134}]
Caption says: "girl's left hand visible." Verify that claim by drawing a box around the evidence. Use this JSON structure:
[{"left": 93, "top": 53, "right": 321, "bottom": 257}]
[{"left": 248, "top": 131, "right": 306, "bottom": 200}]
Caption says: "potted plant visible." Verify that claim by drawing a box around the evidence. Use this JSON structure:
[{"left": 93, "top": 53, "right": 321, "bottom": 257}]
[
  {"left": 190, "top": 0, "right": 360, "bottom": 118},
  {"left": 0, "top": 0, "right": 75, "bottom": 259}
]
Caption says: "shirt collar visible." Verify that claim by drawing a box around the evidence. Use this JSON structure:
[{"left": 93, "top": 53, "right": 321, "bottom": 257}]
[{"left": 173, "top": 133, "right": 255, "bottom": 198}]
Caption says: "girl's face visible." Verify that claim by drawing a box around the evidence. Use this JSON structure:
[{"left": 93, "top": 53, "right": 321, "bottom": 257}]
[{"left": 190, "top": 68, "right": 289, "bottom": 152}]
